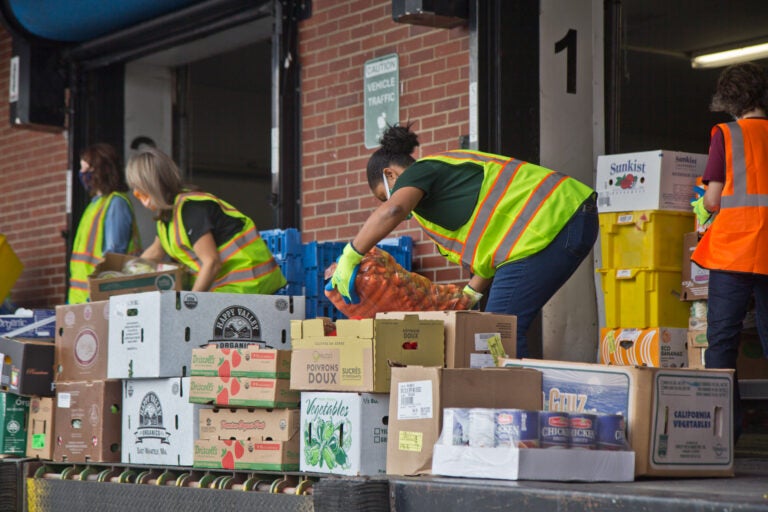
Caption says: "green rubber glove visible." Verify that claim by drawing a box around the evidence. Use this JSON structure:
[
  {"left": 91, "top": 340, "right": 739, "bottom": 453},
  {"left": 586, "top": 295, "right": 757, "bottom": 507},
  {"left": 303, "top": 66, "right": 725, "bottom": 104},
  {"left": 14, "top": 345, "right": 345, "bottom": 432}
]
[
  {"left": 691, "top": 197, "right": 713, "bottom": 226},
  {"left": 327, "top": 243, "right": 364, "bottom": 304},
  {"left": 462, "top": 285, "right": 483, "bottom": 309}
]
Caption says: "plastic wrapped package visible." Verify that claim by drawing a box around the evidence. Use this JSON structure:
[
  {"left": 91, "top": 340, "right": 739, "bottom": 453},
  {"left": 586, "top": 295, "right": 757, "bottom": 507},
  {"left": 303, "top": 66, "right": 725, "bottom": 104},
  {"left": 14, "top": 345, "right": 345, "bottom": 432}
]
[{"left": 324, "top": 247, "right": 472, "bottom": 318}]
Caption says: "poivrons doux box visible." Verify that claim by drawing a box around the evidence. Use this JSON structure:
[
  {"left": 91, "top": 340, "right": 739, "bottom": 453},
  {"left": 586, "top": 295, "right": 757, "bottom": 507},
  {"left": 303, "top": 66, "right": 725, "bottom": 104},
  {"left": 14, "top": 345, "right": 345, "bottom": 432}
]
[
  {"left": 500, "top": 359, "right": 734, "bottom": 477},
  {"left": 290, "top": 316, "right": 444, "bottom": 392}
]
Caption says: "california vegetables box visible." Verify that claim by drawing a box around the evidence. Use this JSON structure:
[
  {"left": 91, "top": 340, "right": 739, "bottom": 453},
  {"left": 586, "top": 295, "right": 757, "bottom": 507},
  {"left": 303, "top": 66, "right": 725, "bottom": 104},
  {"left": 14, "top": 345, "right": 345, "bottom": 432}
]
[{"left": 299, "top": 392, "right": 389, "bottom": 476}]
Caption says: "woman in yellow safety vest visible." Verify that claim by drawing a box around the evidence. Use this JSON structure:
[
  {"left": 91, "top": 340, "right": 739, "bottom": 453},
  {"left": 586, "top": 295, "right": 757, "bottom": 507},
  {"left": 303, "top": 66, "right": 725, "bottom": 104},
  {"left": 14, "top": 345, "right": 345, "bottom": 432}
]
[
  {"left": 327, "top": 124, "right": 598, "bottom": 357},
  {"left": 125, "top": 148, "right": 286, "bottom": 294},
  {"left": 68, "top": 143, "right": 141, "bottom": 303}
]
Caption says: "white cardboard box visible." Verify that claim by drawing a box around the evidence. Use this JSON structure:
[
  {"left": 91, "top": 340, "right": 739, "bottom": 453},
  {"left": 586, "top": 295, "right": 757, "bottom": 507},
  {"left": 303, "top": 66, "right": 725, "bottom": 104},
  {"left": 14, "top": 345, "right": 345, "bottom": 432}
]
[
  {"left": 595, "top": 150, "right": 706, "bottom": 213},
  {"left": 299, "top": 391, "right": 389, "bottom": 476},
  {"left": 433, "top": 445, "right": 635, "bottom": 482},
  {"left": 108, "top": 291, "right": 304, "bottom": 378},
  {"left": 122, "top": 377, "right": 202, "bottom": 466}
]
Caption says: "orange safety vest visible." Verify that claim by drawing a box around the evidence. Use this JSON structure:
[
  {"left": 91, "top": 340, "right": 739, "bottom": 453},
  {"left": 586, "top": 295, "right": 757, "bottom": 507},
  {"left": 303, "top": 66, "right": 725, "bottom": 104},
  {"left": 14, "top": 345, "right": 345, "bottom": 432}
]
[{"left": 692, "top": 119, "right": 768, "bottom": 275}]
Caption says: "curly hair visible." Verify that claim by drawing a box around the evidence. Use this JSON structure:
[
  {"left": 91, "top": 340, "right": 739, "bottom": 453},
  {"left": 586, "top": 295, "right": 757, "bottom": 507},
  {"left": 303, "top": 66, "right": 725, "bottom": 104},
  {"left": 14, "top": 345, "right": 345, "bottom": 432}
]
[
  {"left": 710, "top": 62, "right": 768, "bottom": 117},
  {"left": 365, "top": 122, "right": 419, "bottom": 191},
  {"left": 80, "top": 143, "right": 127, "bottom": 196}
]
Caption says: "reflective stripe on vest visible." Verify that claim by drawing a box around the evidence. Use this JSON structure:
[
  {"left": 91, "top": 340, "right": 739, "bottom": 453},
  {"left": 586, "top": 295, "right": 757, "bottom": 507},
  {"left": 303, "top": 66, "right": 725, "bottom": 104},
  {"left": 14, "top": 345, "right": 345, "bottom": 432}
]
[{"left": 720, "top": 122, "right": 768, "bottom": 208}]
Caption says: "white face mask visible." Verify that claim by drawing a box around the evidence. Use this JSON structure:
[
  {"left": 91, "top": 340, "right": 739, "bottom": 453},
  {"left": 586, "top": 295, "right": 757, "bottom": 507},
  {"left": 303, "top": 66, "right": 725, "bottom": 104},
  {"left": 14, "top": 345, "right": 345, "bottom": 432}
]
[{"left": 383, "top": 170, "right": 393, "bottom": 200}]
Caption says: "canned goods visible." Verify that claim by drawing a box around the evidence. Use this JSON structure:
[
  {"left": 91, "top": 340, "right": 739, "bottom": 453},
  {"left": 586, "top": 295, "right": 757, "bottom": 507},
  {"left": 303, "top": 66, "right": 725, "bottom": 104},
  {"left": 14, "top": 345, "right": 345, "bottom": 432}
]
[
  {"left": 569, "top": 413, "right": 597, "bottom": 449},
  {"left": 596, "top": 413, "right": 628, "bottom": 451},
  {"left": 442, "top": 408, "right": 470, "bottom": 446},
  {"left": 539, "top": 411, "right": 570, "bottom": 448},
  {"left": 495, "top": 409, "right": 539, "bottom": 448},
  {"left": 468, "top": 408, "right": 496, "bottom": 447}
]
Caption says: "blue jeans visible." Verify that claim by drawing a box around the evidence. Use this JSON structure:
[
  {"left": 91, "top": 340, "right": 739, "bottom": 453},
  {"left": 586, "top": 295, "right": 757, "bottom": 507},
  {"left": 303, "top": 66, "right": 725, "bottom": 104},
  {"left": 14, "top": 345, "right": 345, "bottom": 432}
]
[
  {"left": 705, "top": 269, "right": 768, "bottom": 442},
  {"left": 484, "top": 195, "right": 599, "bottom": 358}
]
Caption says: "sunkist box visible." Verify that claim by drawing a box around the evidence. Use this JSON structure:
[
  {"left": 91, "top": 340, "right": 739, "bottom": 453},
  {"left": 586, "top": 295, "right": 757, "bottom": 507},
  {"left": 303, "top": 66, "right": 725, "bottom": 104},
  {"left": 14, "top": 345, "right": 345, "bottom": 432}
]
[
  {"left": 194, "top": 407, "right": 299, "bottom": 471},
  {"left": 53, "top": 380, "right": 121, "bottom": 463},
  {"left": 500, "top": 358, "right": 734, "bottom": 477},
  {"left": 299, "top": 392, "right": 389, "bottom": 476},
  {"left": 26, "top": 396, "right": 54, "bottom": 459},
  {"left": 0, "top": 337, "right": 54, "bottom": 396},
  {"left": 376, "top": 311, "right": 517, "bottom": 368},
  {"left": 290, "top": 316, "right": 444, "bottom": 393},
  {"left": 599, "top": 327, "right": 688, "bottom": 368},
  {"left": 681, "top": 231, "right": 709, "bottom": 300},
  {"left": 108, "top": 291, "right": 304, "bottom": 379},
  {"left": 595, "top": 150, "right": 706, "bottom": 213},
  {"left": 55, "top": 301, "right": 110, "bottom": 382},
  {"left": 88, "top": 252, "right": 186, "bottom": 302},
  {"left": 387, "top": 366, "right": 542, "bottom": 476},
  {"left": 0, "top": 391, "right": 29, "bottom": 455},
  {"left": 122, "top": 377, "right": 202, "bottom": 466}
]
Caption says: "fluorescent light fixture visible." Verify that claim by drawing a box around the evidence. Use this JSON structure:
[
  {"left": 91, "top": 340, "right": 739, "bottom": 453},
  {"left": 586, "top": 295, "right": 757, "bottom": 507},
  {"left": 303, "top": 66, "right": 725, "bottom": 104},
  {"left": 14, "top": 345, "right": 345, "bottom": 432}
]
[{"left": 692, "top": 41, "right": 768, "bottom": 69}]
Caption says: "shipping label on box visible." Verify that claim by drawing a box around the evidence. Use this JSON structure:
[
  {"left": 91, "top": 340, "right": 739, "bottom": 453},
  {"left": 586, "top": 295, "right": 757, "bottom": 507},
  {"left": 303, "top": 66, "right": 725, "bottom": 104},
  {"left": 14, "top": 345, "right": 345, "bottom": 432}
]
[
  {"left": 300, "top": 392, "right": 389, "bottom": 476},
  {"left": 88, "top": 252, "right": 186, "bottom": 302},
  {"left": 108, "top": 291, "right": 305, "bottom": 379},
  {"left": 0, "top": 337, "right": 54, "bottom": 397},
  {"left": 122, "top": 377, "right": 202, "bottom": 466},
  {"left": 290, "top": 316, "right": 444, "bottom": 392},
  {"left": 193, "top": 437, "right": 299, "bottom": 471},
  {"left": 53, "top": 381, "right": 122, "bottom": 463},
  {"left": 189, "top": 376, "right": 299, "bottom": 408},
  {"left": 500, "top": 359, "right": 733, "bottom": 477},
  {"left": 0, "top": 392, "right": 29, "bottom": 455},
  {"left": 595, "top": 150, "right": 706, "bottom": 213},
  {"left": 376, "top": 311, "right": 516, "bottom": 368},
  {"left": 600, "top": 327, "right": 688, "bottom": 368},
  {"left": 199, "top": 407, "right": 298, "bottom": 441},
  {"left": 55, "top": 301, "right": 110, "bottom": 382},
  {"left": 190, "top": 345, "right": 291, "bottom": 379},
  {"left": 26, "top": 396, "right": 54, "bottom": 459}
]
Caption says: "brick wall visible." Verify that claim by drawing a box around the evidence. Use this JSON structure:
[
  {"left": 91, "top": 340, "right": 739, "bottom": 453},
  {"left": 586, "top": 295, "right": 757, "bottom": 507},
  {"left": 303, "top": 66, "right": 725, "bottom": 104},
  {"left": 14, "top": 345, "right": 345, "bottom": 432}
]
[
  {"left": 299, "top": 0, "right": 471, "bottom": 284},
  {"left": 0, "top": 30, "right": 69, "bottom": 308}
]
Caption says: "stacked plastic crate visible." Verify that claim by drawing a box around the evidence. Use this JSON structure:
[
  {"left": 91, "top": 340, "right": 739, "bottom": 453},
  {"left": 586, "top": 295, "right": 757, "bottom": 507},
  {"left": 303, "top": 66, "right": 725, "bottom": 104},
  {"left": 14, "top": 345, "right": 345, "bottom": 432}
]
[
  {"left": 594, "top": 150, "right": 705, "bottom": 368},
  {"left": 260, "top": 228, "right": 304, "bottom": 296}
]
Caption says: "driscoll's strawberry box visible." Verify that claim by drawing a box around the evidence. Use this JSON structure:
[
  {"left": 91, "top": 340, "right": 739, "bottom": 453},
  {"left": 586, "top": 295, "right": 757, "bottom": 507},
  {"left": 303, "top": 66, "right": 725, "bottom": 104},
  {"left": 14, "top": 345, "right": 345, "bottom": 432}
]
[
  {"left": 188, "top": 376, "right": 298, "bottom": 408},
  {"left": 190, "top": 345, "right": 291, "bottom": 379}
]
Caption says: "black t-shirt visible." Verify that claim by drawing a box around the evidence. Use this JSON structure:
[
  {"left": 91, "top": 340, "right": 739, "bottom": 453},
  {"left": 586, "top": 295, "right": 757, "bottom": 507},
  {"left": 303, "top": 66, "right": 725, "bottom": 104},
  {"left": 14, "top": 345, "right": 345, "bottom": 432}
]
[{"left": 178, "top": 200, "right": 244, "bottom": 246}]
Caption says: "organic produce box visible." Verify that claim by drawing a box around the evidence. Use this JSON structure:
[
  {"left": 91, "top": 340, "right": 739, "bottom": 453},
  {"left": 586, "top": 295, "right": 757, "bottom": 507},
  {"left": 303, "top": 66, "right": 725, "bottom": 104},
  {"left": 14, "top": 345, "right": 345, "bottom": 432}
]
[
  {"left": 55, "top": 301, "right": 110, "bottom": 382},
  {"left": 190, "top": 344, "right": 291, "bottom": 378},
  {"left": 0, "top": 391, "right": 29, "bottom": 455},
  {"left": 189, "top": 376, "right": 298, "bottom": 408},
  {"left": 88, "top": 252, "right": 186, "bottom": 301},
  {"left": 0, "top": 309, "right": 55, "bottom": 338}
]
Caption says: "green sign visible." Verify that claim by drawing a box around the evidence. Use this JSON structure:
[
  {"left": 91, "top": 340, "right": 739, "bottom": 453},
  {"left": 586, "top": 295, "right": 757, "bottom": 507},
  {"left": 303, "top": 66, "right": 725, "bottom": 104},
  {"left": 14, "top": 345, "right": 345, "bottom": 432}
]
[{"left": 364, "top": 53, "right": 399, "bottom": 149}]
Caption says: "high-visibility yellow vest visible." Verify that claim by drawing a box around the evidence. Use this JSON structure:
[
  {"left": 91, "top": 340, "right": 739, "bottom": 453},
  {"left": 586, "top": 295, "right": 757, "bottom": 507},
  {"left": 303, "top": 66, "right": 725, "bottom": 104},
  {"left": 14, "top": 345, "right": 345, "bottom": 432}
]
[
  {"left": 68, "top": 192, "right": 139, "bottom": 303},
  {"left": 157, "top": 192, "right": 286, "bottom": 294},
  {"left": 693, "top": 119, "right": 768, "bottom": 275},
  {"left": 412, "top": 150, "right": 594, "bottom": 278}
]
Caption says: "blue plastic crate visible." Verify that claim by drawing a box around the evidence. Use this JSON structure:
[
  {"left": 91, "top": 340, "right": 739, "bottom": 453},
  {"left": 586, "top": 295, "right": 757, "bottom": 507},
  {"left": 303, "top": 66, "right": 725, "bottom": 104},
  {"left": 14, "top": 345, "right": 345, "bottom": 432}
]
[
  {"left": 260, "top": 228, "right": 303, "bottom": 260},
  {"left": 378, "top": 236, "right": 413, "bottom": 271},
  {"left": 275, "top": 254, "right": 304, "bottom": 296},
  {"left": 305, "top": 296, "right": 346, "bottom": 320}
]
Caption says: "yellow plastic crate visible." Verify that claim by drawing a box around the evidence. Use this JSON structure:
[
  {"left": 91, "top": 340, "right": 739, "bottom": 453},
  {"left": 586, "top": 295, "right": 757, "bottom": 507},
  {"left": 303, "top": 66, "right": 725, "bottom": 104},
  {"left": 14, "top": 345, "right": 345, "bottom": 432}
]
[
  {"left": 0, "top": 235, "right": 23, "bottom": 301},
  {"left": 598, "top": 210, "right": 694, "bottom": 270},
  {"left": 598, "top": 267, "right": 689, "bottom": 328}
]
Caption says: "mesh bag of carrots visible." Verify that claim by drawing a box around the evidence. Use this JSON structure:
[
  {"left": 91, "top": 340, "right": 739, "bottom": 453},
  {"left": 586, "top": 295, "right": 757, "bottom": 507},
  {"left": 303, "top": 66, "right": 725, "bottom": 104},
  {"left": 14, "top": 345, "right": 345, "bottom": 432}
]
[{"left": 324, "top": 247, "right": 473, "bottom": 318}]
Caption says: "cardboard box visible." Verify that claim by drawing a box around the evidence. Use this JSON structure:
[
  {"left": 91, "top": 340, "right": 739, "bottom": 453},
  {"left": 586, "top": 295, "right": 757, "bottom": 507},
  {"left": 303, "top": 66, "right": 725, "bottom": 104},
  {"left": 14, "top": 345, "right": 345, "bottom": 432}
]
[
  {"left": 687, "top": 328, "right": 708, "bottom": 348},
  {"left": 685, "top": 331, "right": 768, "bottom": 378},
  {"left": 88, "top": 252, "right": 186, "bottom": 302},
  {"left": 0, "top": 392, "right": 29, "bottom": 455},
  {"left": 191, "top": 345, "right": 291, "bottom": 379},
  {"left": 376, "top": 311, "right": 517, "bottom": 368},
  {"left": 290, "top": 316, "right": 444, "bottom": 393},
  {"left": 0, "top": 337, "right": 54, "bottom": 396},
  {"left": 299, "top": 392, "right": 389, "bottom": 476},
  {"left": 681, "top": 232, "right": 709, "bottom": 300},
  {"left": 0, "top": 309, "right": 55, "bottom": 338},
  {"left": 53, "top": 380, "right": 121, "bottom": 463},
  {"left": 122, "top": 377, "right": 202, "bottom": 466},
  {"left": 688, "top": 343, "right": 706, "bottom": 370},
  {"left": 595, "top": 150, "right": 706, "bottom": 213},
  {"left": 26, "top": 396, "right": 54, "bottom": 459},
  {"left": 432, "top": 445, "right": 635, "bottom": 482},
  {"left": 199, "top": 407, "right": 298, "bottom": 441},
  {"left": 108, "top": 291, "right": 305, "bottom": 379},
  {"left": 189, "top": 376, "right": 299, "bottom": 408},
  {"left": 193, "top": 437, "right": 299, "bottom": 471},
  {"left": 55, "top": 301, "right": 110, "bottom": 382},
  {"left": 599, "top": 328, "right": 688, "bottom": 368},
  {"left": 500, "top": 359, "right": 734, "bottom": 477},
  {"left": 386, "top": 366, "right": 542, "bottom": 476}
]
